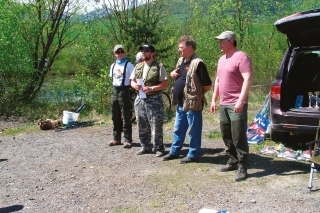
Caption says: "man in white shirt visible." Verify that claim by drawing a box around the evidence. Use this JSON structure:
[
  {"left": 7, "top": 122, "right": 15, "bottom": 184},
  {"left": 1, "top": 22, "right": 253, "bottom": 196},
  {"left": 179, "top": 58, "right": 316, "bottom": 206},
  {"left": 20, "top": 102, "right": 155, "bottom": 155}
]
[{"left": 109, "top": 44, "right": 134, "bottom": 148}]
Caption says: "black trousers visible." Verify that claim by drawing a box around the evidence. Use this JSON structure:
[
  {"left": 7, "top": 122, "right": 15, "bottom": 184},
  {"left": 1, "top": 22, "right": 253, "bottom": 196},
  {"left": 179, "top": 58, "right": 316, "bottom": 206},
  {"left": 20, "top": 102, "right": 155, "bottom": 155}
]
[{"left": 111, "top": 86, "right": 132, "bottom": 142}]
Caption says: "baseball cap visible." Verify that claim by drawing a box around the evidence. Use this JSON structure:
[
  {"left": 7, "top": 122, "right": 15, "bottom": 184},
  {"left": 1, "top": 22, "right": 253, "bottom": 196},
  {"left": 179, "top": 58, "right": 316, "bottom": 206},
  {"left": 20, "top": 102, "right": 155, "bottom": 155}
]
[
  {"left": 142, "top": 44, "right": 155, "bottom": 52},
  {"left": 113, "top": 44, "right": 125, "bottom": 52},
  {"left": 214, "top": 31, "right": 237, "bottom": 40},
  {"left": 136, "top": 52, "right": 143, "bottom": 63}
]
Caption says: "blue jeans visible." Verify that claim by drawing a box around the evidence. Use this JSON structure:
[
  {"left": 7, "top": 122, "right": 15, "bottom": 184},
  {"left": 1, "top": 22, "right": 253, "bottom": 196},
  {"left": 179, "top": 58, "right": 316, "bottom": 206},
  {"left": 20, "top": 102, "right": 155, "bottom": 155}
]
[{"left": 170, "top": 105, "right": 203, "bottom": 159}]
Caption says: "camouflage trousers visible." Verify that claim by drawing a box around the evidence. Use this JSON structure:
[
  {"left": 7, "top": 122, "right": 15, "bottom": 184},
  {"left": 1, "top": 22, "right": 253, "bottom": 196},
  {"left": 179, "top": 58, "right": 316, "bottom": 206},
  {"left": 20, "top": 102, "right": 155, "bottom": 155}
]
[{"left": 134, "top": 93, "right": 164, "bottom": 151}]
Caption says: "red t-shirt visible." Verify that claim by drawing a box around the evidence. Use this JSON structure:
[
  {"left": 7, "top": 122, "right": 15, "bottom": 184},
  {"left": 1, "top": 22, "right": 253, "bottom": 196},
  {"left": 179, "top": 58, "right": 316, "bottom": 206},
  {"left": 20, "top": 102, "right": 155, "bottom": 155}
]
[{"left": 217, "top": 50, "right": 252, "bottom": 105}]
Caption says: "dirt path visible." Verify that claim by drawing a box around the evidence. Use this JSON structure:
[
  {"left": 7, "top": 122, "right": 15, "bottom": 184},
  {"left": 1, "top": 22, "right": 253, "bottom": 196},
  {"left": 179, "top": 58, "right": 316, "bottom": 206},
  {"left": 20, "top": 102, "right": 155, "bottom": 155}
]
[{"left": 1, "top": 121, "right": 320, "bottom": 213}]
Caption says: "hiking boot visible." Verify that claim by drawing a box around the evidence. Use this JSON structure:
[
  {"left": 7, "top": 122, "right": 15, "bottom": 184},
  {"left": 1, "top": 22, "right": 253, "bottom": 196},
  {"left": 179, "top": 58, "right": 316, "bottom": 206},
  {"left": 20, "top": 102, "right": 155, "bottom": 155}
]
[
  {"left": 163, "top": 153, "right": 179, "bottom": 161},
  {"left": 150, "top": 147, "right": 165, "bottom": 157},
  {"left": 235, "top": 164, "right": 248, "bottom": 181},
  {"left": 220, "top": 164, "right": 238, "bottom": 172},
  {"left": 179, "top": 156, "right": 198, "bottom": 164},
  {"left": 155, "top": 150, "right": 165, "bottom": 157},
  {"left": 109, "top": 140, "right": 121, "bottom": 146},
  {"left": 136, "top": 148, "right": 151, "bottom": 155},
  {"left": 123, "top": 142, "right": 132, "bottom": 148}
]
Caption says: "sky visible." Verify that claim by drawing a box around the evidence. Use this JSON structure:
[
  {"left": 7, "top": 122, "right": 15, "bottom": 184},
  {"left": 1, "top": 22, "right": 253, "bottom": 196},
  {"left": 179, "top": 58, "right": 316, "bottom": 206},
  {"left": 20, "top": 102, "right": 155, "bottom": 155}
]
[
  {"left": 17, "top": 0, "right": 145, "bottom": 14},
  {"left": 80, "top": 0, "right": 145, "bottom": 13},
  {"left": 17, "top": 0, "right": 104, "bottom": 14},
  {"left": 80, "top": 0, "right": 104, "bottom": 13}
]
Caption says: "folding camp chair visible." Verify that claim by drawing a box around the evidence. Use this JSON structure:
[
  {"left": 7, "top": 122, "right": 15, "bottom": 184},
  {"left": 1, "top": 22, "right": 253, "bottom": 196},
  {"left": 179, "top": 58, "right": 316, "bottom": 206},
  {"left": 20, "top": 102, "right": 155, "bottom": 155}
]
[{"left": 306, "top": 123, "right": 320, "bottom": 192}]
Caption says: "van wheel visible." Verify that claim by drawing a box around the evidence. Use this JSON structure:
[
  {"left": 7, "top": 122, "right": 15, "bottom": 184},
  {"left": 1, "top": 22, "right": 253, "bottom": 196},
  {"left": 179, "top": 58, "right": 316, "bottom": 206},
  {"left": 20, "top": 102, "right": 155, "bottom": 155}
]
[{"left": 270, "top": 129, "right": 287, "bottom": 142}]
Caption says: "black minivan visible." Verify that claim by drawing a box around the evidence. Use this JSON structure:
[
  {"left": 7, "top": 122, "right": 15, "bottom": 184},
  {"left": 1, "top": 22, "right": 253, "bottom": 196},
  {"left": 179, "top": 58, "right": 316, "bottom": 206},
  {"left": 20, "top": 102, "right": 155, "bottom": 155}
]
[{"left": 270, "top": 8, "right": 320, "bottom": 142}]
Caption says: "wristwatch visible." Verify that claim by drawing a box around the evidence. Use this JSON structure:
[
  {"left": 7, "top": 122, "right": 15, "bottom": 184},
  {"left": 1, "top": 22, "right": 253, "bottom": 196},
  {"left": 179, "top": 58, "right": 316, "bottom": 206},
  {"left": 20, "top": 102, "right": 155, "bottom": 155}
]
[{"left": 152, "top": 86, "right": 155, "bottom": 92}]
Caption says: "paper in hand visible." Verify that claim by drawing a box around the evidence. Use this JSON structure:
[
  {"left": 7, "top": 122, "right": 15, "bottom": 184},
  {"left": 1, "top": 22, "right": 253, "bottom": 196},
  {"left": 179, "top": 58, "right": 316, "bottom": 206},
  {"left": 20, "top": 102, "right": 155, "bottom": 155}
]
[{"left": 136, "top": 79, "right": 146, "bottom": 98}]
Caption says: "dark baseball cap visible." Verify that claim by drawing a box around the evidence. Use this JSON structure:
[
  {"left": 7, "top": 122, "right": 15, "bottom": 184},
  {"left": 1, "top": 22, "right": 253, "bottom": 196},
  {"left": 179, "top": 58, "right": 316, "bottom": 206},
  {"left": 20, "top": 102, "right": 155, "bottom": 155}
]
[{"left": 142, "top": 44, "right": 155, "bottom": 52}]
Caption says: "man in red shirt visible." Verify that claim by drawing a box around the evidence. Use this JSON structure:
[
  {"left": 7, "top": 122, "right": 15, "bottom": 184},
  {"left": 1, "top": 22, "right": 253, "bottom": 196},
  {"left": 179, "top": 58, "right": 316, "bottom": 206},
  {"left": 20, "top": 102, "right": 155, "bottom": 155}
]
[{"left": 210, "top": 31, "right": 253, "bottom": 181}]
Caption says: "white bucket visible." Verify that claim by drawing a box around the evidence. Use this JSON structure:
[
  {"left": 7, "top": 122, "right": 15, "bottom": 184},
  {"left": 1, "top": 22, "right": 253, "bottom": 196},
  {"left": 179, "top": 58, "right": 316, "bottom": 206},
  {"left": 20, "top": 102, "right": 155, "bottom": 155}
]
[{"left": 62, "top": 111, "right": 79, "bottom": 124}]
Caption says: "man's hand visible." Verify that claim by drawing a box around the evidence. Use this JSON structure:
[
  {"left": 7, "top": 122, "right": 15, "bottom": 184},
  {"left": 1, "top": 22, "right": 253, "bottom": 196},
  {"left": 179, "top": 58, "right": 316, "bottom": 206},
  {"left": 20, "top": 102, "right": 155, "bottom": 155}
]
[
  {"left": 170, "top": 68, "right": 180, "bottom": 80},
  {"left": 134, "top": 84, "right": 142, "bottom": 91},
  {"left": 131, "top": 79, "right": 142, "bottom": 91},
  {"left": 142, "top": 86, "right": 152, "bottom": 93},
  {"left": 234, "top": 101, "right": 244, "bottom": 113},
  {"left": 210, "top": 102, "right": 217, "bottom": 114}
]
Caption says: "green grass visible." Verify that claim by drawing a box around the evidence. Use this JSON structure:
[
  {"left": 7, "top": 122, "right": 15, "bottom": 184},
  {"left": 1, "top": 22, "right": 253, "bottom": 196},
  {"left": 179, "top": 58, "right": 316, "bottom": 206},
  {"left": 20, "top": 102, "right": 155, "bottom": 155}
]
[
  {"left": 205, "top": 130, "right": 222, "bottom": 139},
  {"left": 1, "top": 124, "right": 38, "bottom": 136},
  {"left": 249, "top": 139, "right": 289, "bottom": 155}
]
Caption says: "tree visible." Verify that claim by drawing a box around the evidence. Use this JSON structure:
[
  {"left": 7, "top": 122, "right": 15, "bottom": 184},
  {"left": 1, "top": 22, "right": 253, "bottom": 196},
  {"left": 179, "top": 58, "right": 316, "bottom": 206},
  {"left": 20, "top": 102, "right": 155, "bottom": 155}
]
[
  {"left": 0, "top": 0, "right": 35, "bottom": 113},
  {"left": 0, "top": 0, "right": 82, "bottom": 114},
  {"left": 21, "top": 0, "right": 82, "bottom": 102},
  {"left": 69, "top": 0, "right": 177, "bottom": 113},
  {"left": 97, "top": 0, "right": 171, "bottom": 56},
  {"left": 176, "top": 0, "right": 292, "bottom": 86}
]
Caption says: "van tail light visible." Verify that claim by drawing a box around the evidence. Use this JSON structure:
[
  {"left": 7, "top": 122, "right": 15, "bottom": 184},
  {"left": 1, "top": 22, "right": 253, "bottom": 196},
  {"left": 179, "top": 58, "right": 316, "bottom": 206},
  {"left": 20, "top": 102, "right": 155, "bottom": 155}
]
[{"left": 271, "top": 85, "right": 281, "bottom": 100}]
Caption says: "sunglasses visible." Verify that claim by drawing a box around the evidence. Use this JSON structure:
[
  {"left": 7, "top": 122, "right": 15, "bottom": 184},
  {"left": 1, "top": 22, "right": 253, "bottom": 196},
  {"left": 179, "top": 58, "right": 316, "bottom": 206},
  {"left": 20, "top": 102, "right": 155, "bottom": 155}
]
[{"left": 116, "top": 50, "right": 125, "bottom": 54}]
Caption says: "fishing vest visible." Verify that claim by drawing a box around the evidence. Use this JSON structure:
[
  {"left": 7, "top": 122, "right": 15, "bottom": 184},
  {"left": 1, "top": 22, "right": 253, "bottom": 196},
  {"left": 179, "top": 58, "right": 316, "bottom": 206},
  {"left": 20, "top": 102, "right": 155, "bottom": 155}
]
[
  {"left": 134, "top": 61, "right": 162, "bottom": 95},
  {"left": 175, "top": 55, "right": 206, "bottom": 111}
]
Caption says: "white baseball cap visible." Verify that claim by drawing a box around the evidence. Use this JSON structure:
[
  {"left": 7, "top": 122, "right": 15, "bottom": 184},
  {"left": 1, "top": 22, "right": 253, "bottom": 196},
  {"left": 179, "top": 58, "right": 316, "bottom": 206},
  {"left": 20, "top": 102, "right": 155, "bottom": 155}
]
[
  {"left": 135, "top": 52, "right": 143, "bottom": 63},
  {"left": 113, "top": 44, "right": 125, "bottom": 52}
]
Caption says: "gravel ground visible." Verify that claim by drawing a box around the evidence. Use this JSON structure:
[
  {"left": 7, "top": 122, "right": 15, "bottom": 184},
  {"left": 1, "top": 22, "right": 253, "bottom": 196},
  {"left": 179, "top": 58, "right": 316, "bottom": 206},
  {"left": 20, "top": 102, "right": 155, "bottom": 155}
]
[{"left": 1, "top": 118, "right": 320, "bottom": 213}]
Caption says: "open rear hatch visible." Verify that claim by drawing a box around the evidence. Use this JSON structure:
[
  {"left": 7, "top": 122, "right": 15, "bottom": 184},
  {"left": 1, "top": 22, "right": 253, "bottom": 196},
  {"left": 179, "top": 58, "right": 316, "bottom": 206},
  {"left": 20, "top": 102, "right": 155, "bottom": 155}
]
[{"left": 274, "top": 8, "right": 320, "bottom": 47}]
